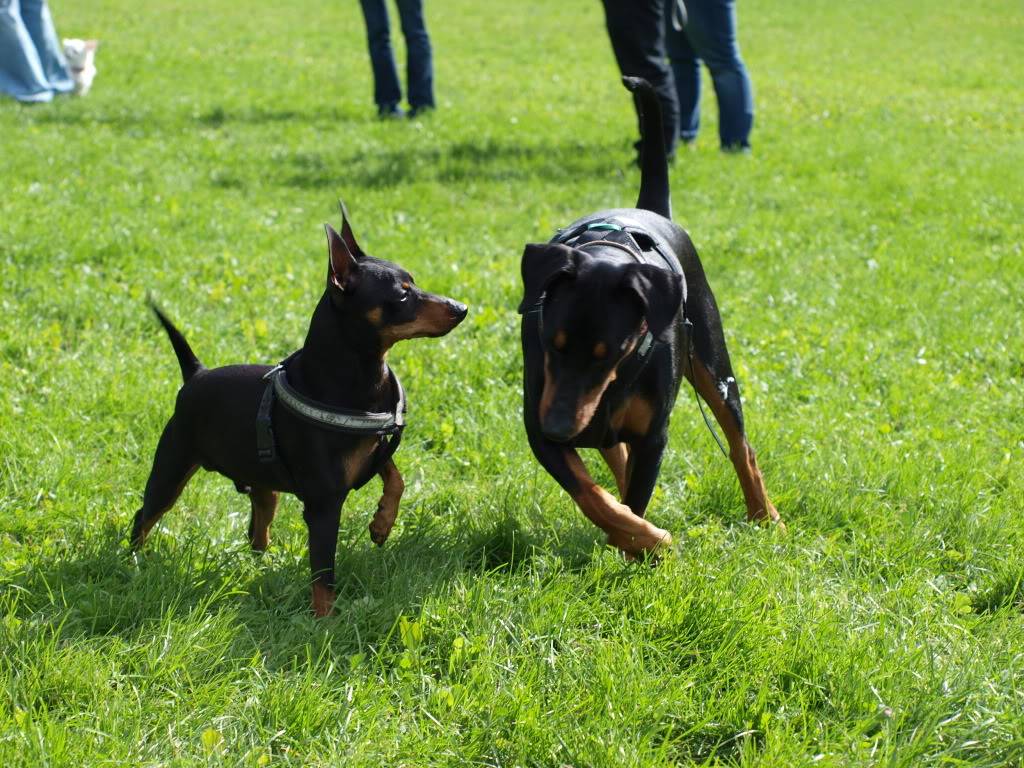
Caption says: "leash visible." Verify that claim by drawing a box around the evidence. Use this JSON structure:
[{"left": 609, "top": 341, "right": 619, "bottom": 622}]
[{"left": 685, "top": 321, "right": 730, "bottom": 459}]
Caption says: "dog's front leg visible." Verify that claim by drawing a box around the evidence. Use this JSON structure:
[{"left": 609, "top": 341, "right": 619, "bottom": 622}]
[
  {"left": 369, "top": 460, "right": 404, "bottom": 546},
  {"left": 303, "top": 496, "right": 344, "bottom": 617},
  {"left": 527, "top": 431, "right": 672, "bottom": 557},
  {"left": 621, "top": 434, "right": 668, "bottom": 520}
]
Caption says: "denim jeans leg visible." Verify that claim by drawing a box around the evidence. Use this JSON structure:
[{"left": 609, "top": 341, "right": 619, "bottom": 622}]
[
  {"left": 358, "top": 0, "right": 402, "bottom": 108},
  {"left": 0, "top": 0, "right": 54, "bottom": 102},
  {"left": 684, "top": 0, "right": 753, "bottom": 149},
  {"left": 666, "top": 18, "right": 701, "bottom": 142},
  {"left": 20, "top": 0, "right": 73, "bottom": 93},
  {"left": 395, "top": 0, "right": 433, "bottom": 108}
]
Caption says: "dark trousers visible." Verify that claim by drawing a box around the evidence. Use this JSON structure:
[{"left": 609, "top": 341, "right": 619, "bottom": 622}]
[
  {"left": 601, "top": 0, "right": 679, "bottom": 158},
  {"left": 358, "top": 0, "right": 434, "bottom": 109},
  {"left": 667, "top": 0, "right": 753, "bottom": 149}
]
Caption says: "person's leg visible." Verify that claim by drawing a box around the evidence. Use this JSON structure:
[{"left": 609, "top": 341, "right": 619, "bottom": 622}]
[
  {"left": 683, "top": 0, "right": 753, "bottom": 150},
  {"left": 394, "top": 0, "right": 433, "bottom": 112},
  {"left": 0, "top": 0, "right": 55, "bottom": 102},
  {"left": 20, "top": 0, "right": 72, "bottom": 94},
  {"left": 601, "top": 0, "right": 679, "bottom": 158},
  {"left": 357, "top": 0, "right": 402, "bottom": 114},
  {"left": 665, "top": 9, "right": 701, "bottom": 143}
]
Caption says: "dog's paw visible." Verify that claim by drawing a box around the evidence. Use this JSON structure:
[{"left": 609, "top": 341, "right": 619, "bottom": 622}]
[
  {"left": 368, "top": 505, "right": 393, "bottom": 547},
  {"left": 608, "top": 525, "right": 673, "bottom": 560}
]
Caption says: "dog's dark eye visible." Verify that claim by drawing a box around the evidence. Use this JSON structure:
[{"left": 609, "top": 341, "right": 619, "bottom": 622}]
[{"left": 398, "top": 282, "right": 411, "bottom": 302}]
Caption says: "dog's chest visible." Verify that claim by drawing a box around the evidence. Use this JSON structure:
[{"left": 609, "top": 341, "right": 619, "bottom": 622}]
[{"left": 341, "top": 436, "right": 382, "bottom": 488}]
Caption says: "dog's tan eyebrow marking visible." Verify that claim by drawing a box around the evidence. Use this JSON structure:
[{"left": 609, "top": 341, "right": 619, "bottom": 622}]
[
  {"left": 401, "top": 282, "right": 410, "bottom": 290},
  {"left": 553, "top": 330, "right": 568, "bottom": 350},
  {"left": 593, "top": 342, "right": 607, "bottom": 359}
]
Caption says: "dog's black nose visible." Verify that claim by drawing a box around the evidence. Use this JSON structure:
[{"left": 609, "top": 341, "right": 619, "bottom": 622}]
[
  {"left": 450, "top": 302, "right": 468, "bottom": 321},
  {"left": 541, "top": 414, "right": 576, "bottom": 443}
]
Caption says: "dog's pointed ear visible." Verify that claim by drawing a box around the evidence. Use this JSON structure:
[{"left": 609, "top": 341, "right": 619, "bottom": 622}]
[
  {"left": 338, "top": 199, "right": 366, "bottom": 259},
  {"left": 325, "top": 223, "right": 358, "bottom": 292},
  {"left": 518, "top": 243, "right": 577, "bottom": 313},
  {"left": 622, "top": 264, "right": 683, "bottom": 335}
]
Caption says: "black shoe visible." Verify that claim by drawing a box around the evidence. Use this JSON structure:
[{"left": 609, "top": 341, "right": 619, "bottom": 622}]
[
  {"left": 408, "top": 105, "right": 435, "bottom": 119},
  {"left": 377, "top": 104, "right": 405, "bottom": 120}
]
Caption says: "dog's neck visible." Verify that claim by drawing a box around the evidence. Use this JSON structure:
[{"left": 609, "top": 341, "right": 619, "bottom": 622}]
[{"left": 293, "top": 294, "right": 391, "bottom": 410}]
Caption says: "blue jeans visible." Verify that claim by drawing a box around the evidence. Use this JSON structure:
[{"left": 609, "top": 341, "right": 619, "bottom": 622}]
[
  {"left": 357, "top": 0, "right": 434, "bottom": 110},
  {"left": 666, "top": 0, "right": 753, "bottom": 149},
  {"left": 0, "top": 0, "right": 73, "bottom": 102}
]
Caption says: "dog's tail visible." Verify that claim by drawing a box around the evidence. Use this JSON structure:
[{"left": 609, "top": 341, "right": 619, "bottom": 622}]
[
  {"left": 148, "top": 299, "right": 203, "bottom": 383},
  {"left": 622, "top": 76, "right": 672, "bottom": 219}
]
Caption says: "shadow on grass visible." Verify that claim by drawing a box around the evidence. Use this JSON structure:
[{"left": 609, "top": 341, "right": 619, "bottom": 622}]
[
  {"left": 4, "top": 511, "right": 602, "bottom": 670},
  {"left": 281, "top": 138, "right": 630, "bottom": 190},
  {"left": 25, "top": 104, "right": 362, "bottom": 131}
]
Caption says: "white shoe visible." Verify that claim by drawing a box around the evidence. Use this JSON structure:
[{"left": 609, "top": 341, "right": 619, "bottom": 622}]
[{"left": 63, "top": 39, "right": 98, "bottom": 97}]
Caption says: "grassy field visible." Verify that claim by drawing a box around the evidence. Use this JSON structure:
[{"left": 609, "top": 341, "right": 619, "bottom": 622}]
[{"left": 2, "top": 0, "right": 1023, "bottom": 764}]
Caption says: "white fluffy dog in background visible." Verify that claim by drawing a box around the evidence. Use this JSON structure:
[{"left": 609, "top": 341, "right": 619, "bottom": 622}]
[{"left": 62, "top": 39, "right": 99, "bottom": 96}]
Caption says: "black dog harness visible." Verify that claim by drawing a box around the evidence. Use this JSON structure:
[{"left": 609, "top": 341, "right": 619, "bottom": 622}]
[{"left": 255, "top": 351, "right": 406, "bottom": 485}]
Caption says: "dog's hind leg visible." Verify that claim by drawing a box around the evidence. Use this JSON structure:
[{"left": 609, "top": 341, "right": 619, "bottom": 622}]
[
  {"left": 686, "top": 355, "right": 782, "bottom": 528},
  {"left": 369, "top": 460, "right": 404, "bottom": 546},
  {"left": 130, "top": 419, "right": 199, "bottom": 548},
  {"left": 247, "top": 486, "right": 279, "bottom": 552}
]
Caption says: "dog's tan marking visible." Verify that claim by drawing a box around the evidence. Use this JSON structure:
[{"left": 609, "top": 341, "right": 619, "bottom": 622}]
[
  {"left": 312, "top": 583, "right": 336, "bottom": 618},
  {"left": 600, "top": 443, "right": 631, "bottom": 498},
  {"left": 687, "top": 358, "right": 783, "bottom": 528},
  {"left": 572, "top": 370, "right": 617, "bottom": 433},
  {"left": 366, "top": 307, "right": 383, "bottom": 326},
  {"left": 553, "top": 330, "right": 568, "bottom": 351},
  {"left": 248, "top": 487, "right": 279, "bottom": 552},
  {"left": 380, "top": 298, "right": 456, "bottom": 347},
  {"left": 610, "top": 395, "right": 656, "bottom": 437},
  {"left": 539, "top": 353, "right": 557, "bottom": 423},
  {"left": 564, "top": 450, "right": 671, "bottom": 556},
  {"left": 593, "top": 341, "right": 607, "bottom": 359},
  {"left": 369, "top": 460, "right": 404, "bottom": 546}
]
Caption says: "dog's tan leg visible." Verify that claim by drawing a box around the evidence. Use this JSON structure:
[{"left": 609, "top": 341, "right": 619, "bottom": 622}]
[
  {"left": 565, "top": 451, "right": 672, "bottom": 556},
  {"left": 369, "top": 459, "right": 404, "bottom": 546},
  {"left": 599, "top": 443, "right": 632, "bottom": 499},
  {"left": 311, "top": 583, "right": 335, "bottom": 618},
  {"left": 688, "top": 358, "right": 782, "bottom": 527},
  {"left": 248, "top": 486, "right": 279, "bottom": 552}
]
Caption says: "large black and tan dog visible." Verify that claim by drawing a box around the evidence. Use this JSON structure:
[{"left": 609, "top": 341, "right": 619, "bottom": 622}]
[
  {"left": 519, "top": 77, "right": 782, "bottom": 557},
  {"left": 132, "top": 207, "right": 467, "bottom": 615}
]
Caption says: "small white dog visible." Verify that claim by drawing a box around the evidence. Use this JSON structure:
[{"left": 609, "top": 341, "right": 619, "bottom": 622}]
[{"left": 62, "top": 39, "right": 98, "bottom": 96}]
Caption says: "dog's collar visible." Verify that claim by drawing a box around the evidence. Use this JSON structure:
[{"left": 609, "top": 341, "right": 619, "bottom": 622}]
[{"left": 263, "top": 354, "right": 406, "bottom": 436}]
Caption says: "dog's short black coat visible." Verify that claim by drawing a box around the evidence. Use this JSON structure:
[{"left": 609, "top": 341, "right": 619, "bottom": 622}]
[
  {"left": 132, "top": 207, "right": 467, "bottom": 616},
  {"left": 519, "top": 77, "right": 782, "bottom": 557}
]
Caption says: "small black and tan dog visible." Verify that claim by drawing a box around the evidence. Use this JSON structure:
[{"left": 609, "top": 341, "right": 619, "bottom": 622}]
[
  {"left": 519, "top": 77, "right": 782, "bottom": 558},
  {"left": 132, "top": 206, "right": 467, "bottom": 616}
]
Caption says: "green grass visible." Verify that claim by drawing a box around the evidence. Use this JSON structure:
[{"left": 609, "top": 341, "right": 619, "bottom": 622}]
[{"left": 2, "top": 0, "right": 1023, "bottom": 764}]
